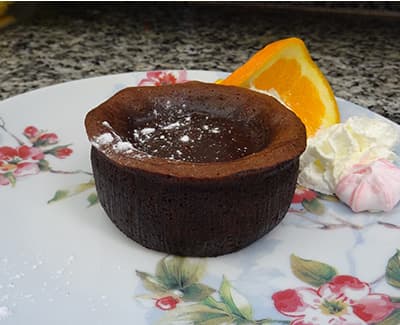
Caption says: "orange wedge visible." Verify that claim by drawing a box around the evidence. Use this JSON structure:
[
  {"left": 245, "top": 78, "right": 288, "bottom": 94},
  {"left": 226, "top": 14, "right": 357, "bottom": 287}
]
[{"left": 221, "top": 37, "right": 340, "bottom": 137}]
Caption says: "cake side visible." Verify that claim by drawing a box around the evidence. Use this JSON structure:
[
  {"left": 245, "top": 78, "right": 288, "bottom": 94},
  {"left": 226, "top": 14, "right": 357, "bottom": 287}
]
[{"left": 91, "top": 147, "right": 299, "bottom": 257}]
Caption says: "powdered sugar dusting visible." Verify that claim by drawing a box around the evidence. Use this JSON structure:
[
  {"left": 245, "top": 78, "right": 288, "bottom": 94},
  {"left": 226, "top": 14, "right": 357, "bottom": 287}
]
[
  {"left": 94, "top": 133, "right": 113, "bottom": 145},
  {"left": 180, "top": 135, "right": 190, "bottom": 142},
  {"left": 92, "top": 121, "right": 150, "bottom": 158},
  {"left": 162, "top": 121, "right": 181, "bottom": 130},
  {"left": 101, "top": 121, "right": 112, "bottom": 128},
  {"left": 127, "top": 108, "right": 266, "bottom": 162},
  {"left": 140, "top": 128, "right": 155, "bottom": 135},
  {"left": 0, "top": 306, "right": 10, "bottom": 320},
  {"left": 113, "top": 141, "right": 134, "bottom": 153},
  {"left": 93, "top": 97, "right": 266, "bottom": 163}
]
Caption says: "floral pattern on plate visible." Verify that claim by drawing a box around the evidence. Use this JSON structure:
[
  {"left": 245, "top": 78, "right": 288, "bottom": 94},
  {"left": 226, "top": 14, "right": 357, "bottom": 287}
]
[
  {"left": 1, "top": 70, "right": 399, "bottom": 324},
  {"left": 0, "top": 119, "right": 73, "bottom": 186},
  {"left": 0, "top": 70, "right": 189, "bottom": 206},
  {"left": 0, "top": 118, "right": 97, "bottom": 206},
  {"left": 137, "top": 70, "right": 188, "bottom": 86},
  {"left": 135, "top": 253, "right": 400, "bottom": 324}
]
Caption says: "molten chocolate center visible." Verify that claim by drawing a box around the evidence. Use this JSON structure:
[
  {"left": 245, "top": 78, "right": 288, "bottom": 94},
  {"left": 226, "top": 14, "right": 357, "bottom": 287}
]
[{"left": 127, "top": 107, "right": 267, "bottom": 163}]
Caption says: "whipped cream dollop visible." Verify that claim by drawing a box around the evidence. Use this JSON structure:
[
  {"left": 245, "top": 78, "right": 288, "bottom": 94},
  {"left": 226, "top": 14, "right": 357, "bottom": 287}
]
[
  {"left": 298, "top": 116, "right": 399, "bottom": 194},
  {"left": 335, "top": 159, "right": 400, "bottom": 212}
]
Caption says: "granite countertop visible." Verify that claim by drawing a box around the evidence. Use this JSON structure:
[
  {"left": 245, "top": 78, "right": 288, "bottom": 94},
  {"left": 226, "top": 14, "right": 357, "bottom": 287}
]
[{"left": 0, "top": 5, "right": 399, "bottom": 124}]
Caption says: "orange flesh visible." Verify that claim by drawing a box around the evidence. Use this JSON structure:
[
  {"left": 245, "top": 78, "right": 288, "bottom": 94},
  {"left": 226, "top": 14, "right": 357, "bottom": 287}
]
[
  {"left": 253, "top": 58, "right": 325, "bottom": 136},
  {"left": 221, "top": 38, "right": 340, "bottom": 137}
]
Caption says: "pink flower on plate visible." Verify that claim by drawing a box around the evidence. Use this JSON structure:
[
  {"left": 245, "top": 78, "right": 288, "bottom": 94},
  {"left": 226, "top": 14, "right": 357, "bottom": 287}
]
[
  {"left": 37, "top": 132, "right": 59, "bottom": 145},
  {"left": 17, "top": 145, "right": 45, "bottom": 160},
  {"left": 13, "top": 162, "right": 40, "bottom": 177},
  {"left": 0, "top": 145, "right": 44, "bottom": 161},
  {"left": 54, "top": 147, "right": 73, "bottom": 159},
  {"left": 0, "top": 123, "right": 75, "bottom": 187},
  {"left": 0, "top": 160, "right": 40, "bottom": 185},
  {"left": 272, "top": 275, "right": 394, "bottom": 325},
  {"left": 138, "top": 70, "right": 188, "bottom": 86},
  {"left": 0, "top": 146, "right": 18, "bottom": 160},
  {"left": 155, "top": 296, "right": 180, "bottom": 311},
  {"left": 0, "top": 174, "right": 10, "bottom": 185},
  {"left": 0, "top": 145, "right": 44, "bottom": 186},
  {"left": 23, "top": 126, "right": 39, "bottom": 139},
  {"left": 292, "top": 186, "right": 317, "bottom": 204}
]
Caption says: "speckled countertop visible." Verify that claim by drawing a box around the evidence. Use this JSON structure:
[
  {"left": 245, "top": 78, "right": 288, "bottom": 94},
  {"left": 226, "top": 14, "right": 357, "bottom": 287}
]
[{"left": 0, "top": 5, "right": 399, "bottom": 123}]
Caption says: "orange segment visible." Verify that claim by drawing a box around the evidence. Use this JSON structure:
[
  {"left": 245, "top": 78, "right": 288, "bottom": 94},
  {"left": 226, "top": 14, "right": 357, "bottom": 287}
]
[{"left": 221, "top": 37, "right": 340, "bottom": 137}]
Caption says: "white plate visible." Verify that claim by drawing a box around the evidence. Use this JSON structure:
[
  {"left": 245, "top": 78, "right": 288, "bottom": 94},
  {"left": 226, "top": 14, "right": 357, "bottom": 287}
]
[{"left": 1, "top": 70, "right": 400, "bottom": 325}]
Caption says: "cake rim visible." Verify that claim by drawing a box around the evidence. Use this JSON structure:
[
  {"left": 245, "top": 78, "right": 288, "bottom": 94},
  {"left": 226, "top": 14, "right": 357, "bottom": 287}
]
[{"left": 84, "top": 81, "right": 306, "bottom": 180}]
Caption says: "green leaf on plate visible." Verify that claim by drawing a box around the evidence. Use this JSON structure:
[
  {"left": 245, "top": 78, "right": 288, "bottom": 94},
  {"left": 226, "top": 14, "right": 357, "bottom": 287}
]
[
  {"left": 389, "top": 296, "right": 400, "bottom": 303},
  {"left": 376, "top": 310, "right": 400, "bottom": 325},
  {"left": 157, "top": 304, "right": 233, "bottom": 325},
  {"left": 302, "top": 199, "right": 325, "bottom": 215},
  {"left": 202, "top": 296, "right": 232, "bottom": 315},
  {"left": 48, "top": 189, "right": 70, "bottom": 203},
  {"left": 87, "top": 192, "right": 98, "bottom": 207},
  {"left": 155, "top": 256, "right": 207, "bottom": 290},
  {"left": 386, "top": 250, "right": 400, "bottom": 288},
  {"left": 290, "top": 254, "right": 337, "bottom": 287},
  {"left": 5, "top": 172, "right": 16, "bottom": 187},
  {"left": 73, "top": 179, "right": 96, "bottom": 194},
  {"left": 38, "top": 159, "right": 50, "bottom": 171},
  {"left": 219, "top": 276, "right": 253, "bottom": 321},
  {"left": 255, "top": 319, "right": 290, "bottom": 325},
  {"left": 47, "top": 179, "right": 96, "bottom": 204},
  {"left": 181, "top": 283, "right": 215, "bottom": 302},
  {"left": 136, "top": 270, "right": 168, "bottom": 294},
  {"left": 137, "top": 257, "right": 214, "bottom": 301}
]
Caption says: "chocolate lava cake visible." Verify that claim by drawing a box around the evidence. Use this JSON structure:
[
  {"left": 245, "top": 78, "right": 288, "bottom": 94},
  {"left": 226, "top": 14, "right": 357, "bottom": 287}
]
[{"left": 85, "top": 81, "right": 306, "bottom": 256}]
